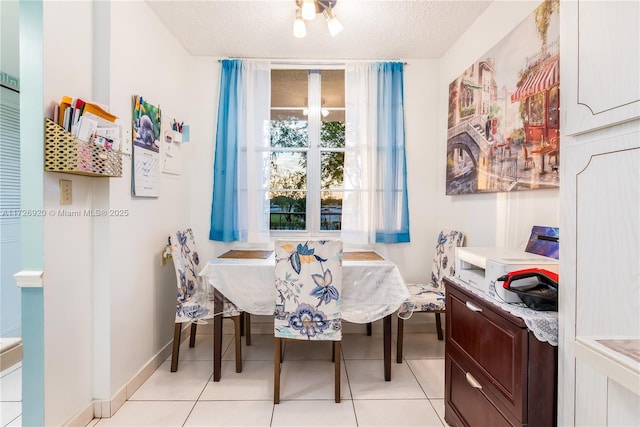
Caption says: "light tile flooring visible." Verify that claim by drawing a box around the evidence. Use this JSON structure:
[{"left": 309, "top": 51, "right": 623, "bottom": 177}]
[
  {"left": 0, "top": 362, "right": 21, "bottom": 426},
  {"left": 1, "top": 316, "right": 449, "bottom": 427}
]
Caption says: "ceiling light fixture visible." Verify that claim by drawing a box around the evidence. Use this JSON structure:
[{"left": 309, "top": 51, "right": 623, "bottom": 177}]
[
  {"left": 301, "top": 0, "right": 316, "bottom": 21},
  {"left": 293, "top": 8, "right": 306, "bottom": 38},
  {"left": 293, "top": 0, "right": 343, "bottom": 38},
  {"left": 323, "top": 7, "right": 343, "bottom": 37}
]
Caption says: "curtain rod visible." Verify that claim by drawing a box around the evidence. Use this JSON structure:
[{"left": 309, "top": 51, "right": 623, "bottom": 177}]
[{"left": 216, "top": 58, "right": 408, "bottom": 65}]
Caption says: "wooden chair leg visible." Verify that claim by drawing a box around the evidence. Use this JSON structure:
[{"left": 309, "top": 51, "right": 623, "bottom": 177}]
[
  {"left": 245, "top": 313, "right": 252, "bottom": 346},
  {"left": 435, "top": 312, "right": 444, "bottom": 341},
  {"left": 366, "top": 322, "right": 372, "bottom": 336},
  {"left": 397, "top": 317, "right": 404, "bottom": 363},
  {"left": 189, "top": 322, "right": 197, "bottom": 347},
  {"left": 171, "top": 323, "right": 181, "bottom": 372},
  {"left": 332, "top": 341, "right": 335, "bottom": 362},
  {"left": 274, "top": 337, "right": 281, "bottom": 404},
  {"left": 240, "top": 312, "right": 245, "bottom": 336},
  {"left": 334, "top": 341, "right": 341, "bottom": 403},
  {"left": 234, "top": 316, "right": 243, "bottom": 373}
]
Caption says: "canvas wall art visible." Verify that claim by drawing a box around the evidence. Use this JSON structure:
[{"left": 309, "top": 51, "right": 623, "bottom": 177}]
[{"left": 446, "top": 0, "right": 559, "bottom": 195}]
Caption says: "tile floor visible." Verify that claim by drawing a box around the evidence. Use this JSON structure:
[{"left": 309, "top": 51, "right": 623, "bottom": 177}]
[
  {"left": 0, "top": 362, "right": 21, "bottom": 426},
  {"left": 1, "top": 316, "right": 449, "bottom": 427}
]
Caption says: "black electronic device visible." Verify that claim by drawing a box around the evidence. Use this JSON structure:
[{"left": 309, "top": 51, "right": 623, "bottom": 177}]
[{"left": 497, "top": 268, "right": 558, "bottom": 311}]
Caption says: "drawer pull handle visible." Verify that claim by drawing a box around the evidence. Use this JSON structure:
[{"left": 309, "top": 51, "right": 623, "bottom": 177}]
[
  {"left": 466, "top": 372, "right": 483, "bottom": 390},
  {"left": 465, "top": 301, "right": 483, "bottom": 312}
]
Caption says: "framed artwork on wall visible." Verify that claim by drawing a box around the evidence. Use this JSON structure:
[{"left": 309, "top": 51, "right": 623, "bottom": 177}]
[{"left": 446, "top": 0, "right": 559, "bottom": 195}]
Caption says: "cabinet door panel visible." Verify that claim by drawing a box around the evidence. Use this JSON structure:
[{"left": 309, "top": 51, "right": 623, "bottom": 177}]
[
  {"left": 575, "top": 146, "right": 640, "bottom": 337},
  {"left": 562, "top": 1, "right": 640, "bottom": 135}
]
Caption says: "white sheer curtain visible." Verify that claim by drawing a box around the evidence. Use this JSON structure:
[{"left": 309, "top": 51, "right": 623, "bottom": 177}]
[
  {"left": 237, "top": 61, "right": 271, "bottom": 243},
  {"left": 342, "top": 63, "right": 377, "bottom": 245}
]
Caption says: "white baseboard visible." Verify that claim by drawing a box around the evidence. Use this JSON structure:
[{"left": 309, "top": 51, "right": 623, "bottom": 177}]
[{"left": 63, "top": 401, "right": 94, "bottom": 427}]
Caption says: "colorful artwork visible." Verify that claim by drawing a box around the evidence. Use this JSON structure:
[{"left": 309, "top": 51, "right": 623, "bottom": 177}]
[
  {"left": 133, "top": 95, "right": 161, "bottom": 153},
  {"left": 446, "top": 0, "right": 560, "bottom": 195},
  {"left": 132, "top": 95, "right": 160, "bottom": 197}
]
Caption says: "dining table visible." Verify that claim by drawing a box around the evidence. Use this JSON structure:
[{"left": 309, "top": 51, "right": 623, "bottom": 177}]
[
  {"left": 531, "top": 144, "right": 556, "bottom": 175},
  {"left": 199, "top": 249, "right": 411, "bottom": 382}
]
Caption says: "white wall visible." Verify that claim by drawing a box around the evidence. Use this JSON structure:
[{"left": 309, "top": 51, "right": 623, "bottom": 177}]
[
  {"left": 42, "top": 2, "right": 96, "bottom": 424},
  {"left": 42, "top": 1, "right": 199, "bottom": 424},
  {"left": 437, "top": 1, "right": 560, "bottom": 249},
  {"left": 107, "top": 0, "right": 194, "bottom": 397}
]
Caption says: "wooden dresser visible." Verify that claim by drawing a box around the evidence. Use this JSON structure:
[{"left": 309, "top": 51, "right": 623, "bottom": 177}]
[{"left": 444, "top": 278, "right": 557, "bottom": 426}]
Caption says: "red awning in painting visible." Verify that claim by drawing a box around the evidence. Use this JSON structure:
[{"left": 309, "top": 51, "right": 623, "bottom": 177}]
[{"left": 510, "top": 56, "right": 559, "bottom": 103}]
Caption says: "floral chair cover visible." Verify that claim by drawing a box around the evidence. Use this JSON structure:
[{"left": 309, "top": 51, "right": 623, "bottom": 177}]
[
  {"left": 400, "top": 230, "right": 465, "bottom": 314},
  {"left": 169, "top": 229, "right": 240, "bottom": 323},
  {"left": 274, "top": 240, "right": 343, "bottom": 341}
]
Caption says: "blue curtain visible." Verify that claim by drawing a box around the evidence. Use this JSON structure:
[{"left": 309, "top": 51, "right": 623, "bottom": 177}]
[
  {"left": 375, "top": 62, "right": 410, "bottom": 243},
  {"left": 210, "top": 60, "right": 242, "bottom": 242}
]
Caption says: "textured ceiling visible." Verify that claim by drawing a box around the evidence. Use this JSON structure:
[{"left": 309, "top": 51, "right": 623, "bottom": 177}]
[{"left": 145, "top": 0, "right": 492, "bottom": 60}]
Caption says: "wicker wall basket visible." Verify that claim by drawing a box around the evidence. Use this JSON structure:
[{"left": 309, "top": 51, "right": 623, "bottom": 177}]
[{"left": 44, "top": 118, "right": 123, "bottom": 177}]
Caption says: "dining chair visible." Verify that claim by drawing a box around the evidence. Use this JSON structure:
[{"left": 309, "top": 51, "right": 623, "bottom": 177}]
[
  {"left": 396, "top": 230, "right": 465, "bottom": 363},
  {"left": 168, "top": 228, "right": 244, "bottom": 373},
  {"left": 523, "top": 145, "right": 535, "bottom": 170},
  {"left": 274, "top": 240, "right": 343, "bottom": 404}
]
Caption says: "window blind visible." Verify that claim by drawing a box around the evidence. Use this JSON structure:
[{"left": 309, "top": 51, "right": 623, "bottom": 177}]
[{"left": 0, "top": 87, "right": 20, "bottom": 219}]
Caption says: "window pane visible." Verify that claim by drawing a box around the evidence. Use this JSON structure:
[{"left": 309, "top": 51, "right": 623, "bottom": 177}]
[
  {"left": 321, "top": 191, "right": 342, "bottom": 231},
  {"left": 320, "top": 151, "right": 344, "bottom": 190},
  {"left": 321, "top": 109, "right": 345, "bottom": 122},
  {"left": 320, "top": 70, "right": 345, "bottom": 146},
  {"left": 272, "top": 109, "right": 306, "bottom": 121},
  {"left": 270, "top": 119, "right": 308, "bottom": 148},
  {"left": 270, "top": 191, "right": 307, "bottom": 230},
  {"left": 321, "top": 70, "right": 345, "bottom": 108},
  {"left": 270, "top": 151, "right": 307, "bottom": 190},
  {"left": 547, "top": 86, "right": 559, "bottom": 126},
  {"left": 528, "top": 93, "right": 545, "bottom": 126},
  {"left": 272, "top": 70, "right": 308, "bottom": 108},
  {"left": 320, "top": 120, "right": 345, "bottom": 148}
]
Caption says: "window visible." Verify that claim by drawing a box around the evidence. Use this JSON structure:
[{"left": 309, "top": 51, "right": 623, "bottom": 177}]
[
  {"left": 547, "top": 86, "right": 559, "bottom": 126},
  {"left": 210, "top": 59, "right": 409, "bottom": 245},
  {"left": 0, "top": 86, "right": 20, "bottom": 219},
  {"left": 528, "top": 92, "right": 546, "bottom": 126},
  {"left": 269, "top": 69, "right": 345, "bottom": 234}
]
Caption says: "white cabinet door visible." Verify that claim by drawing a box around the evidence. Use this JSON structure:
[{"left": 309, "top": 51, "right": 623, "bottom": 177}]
[{"left": 562, "top": 1, "right": 640, "bottom": 136}]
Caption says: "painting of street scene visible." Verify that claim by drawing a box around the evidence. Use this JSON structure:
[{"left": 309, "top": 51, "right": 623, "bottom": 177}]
[{"left": 446, "top": 0, "right": 559, "bottom": 195}]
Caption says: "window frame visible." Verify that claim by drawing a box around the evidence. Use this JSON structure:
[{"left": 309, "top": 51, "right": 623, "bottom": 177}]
[{"left": 269, "top": 65, "right": 345, "bottom": 238}]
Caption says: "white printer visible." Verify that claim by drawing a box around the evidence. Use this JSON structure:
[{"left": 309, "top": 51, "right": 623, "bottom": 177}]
[{"left": 454, "top": 246, "right": 559, "bottom": 303}]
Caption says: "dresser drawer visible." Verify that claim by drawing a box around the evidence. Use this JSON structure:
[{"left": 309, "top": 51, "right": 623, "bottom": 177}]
[
  {"left": 445, "top": 353, "right": 515, "bottom": 427},
  {"left": 446, "top": 286, "right": 528, "bottom": 421}
]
